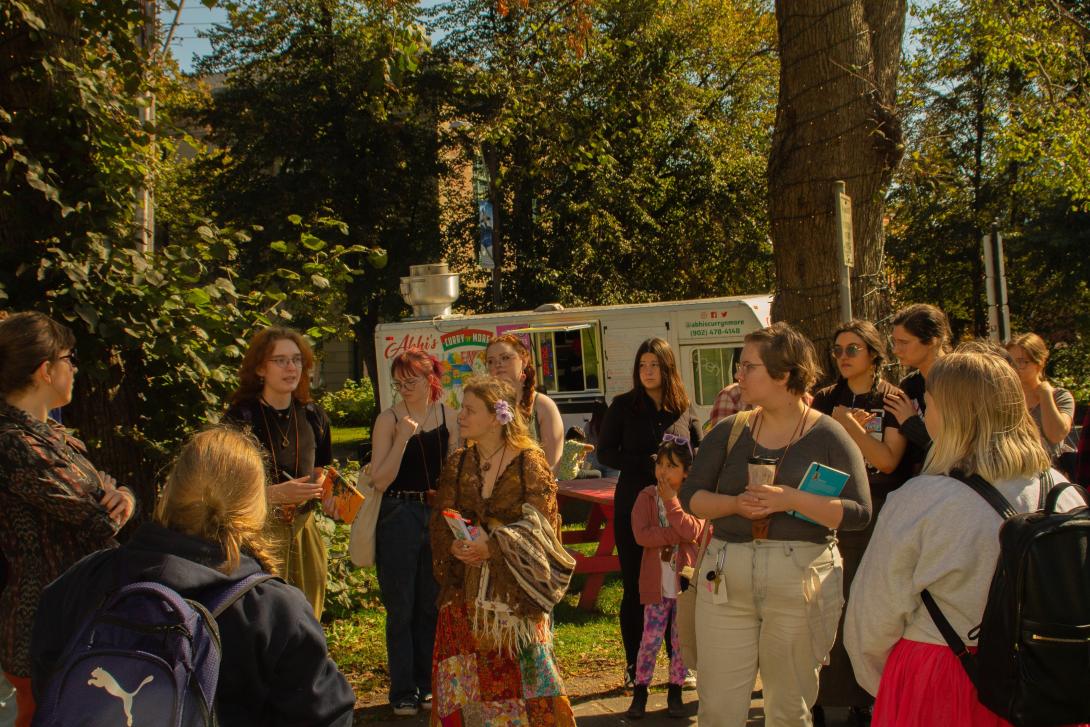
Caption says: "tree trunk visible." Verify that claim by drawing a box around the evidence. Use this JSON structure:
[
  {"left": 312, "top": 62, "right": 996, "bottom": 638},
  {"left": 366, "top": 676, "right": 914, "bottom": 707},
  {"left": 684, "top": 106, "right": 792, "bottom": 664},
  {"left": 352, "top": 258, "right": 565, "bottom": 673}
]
[{"left": 767, "top": 0, "right": 906, "bottom": 350}]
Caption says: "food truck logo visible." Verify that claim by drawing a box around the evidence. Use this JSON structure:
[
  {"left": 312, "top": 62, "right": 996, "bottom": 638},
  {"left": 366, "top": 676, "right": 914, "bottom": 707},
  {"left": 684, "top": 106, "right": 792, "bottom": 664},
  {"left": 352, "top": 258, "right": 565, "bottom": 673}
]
[
  {"left": 384, "top": 333, "right": 440, "bottom": 359},
  {"left": 440, "top": 329, "right": 493, "bottom": 351}
]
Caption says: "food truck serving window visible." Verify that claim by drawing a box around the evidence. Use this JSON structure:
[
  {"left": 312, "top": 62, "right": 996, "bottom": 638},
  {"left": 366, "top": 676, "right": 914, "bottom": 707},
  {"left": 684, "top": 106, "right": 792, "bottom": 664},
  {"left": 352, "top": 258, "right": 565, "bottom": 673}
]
[
  {"left": 506, "top": 323, "right": 603, "bottom": 395},
  {"left": 691, "top": 346, "right": 741, "bottom": 405}
]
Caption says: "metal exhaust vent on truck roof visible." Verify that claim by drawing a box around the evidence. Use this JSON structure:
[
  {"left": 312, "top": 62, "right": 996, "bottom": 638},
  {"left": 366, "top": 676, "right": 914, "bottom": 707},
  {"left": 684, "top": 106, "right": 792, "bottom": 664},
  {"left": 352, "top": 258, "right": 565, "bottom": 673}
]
[{"left": 400, "top": 262, "right": 460, "bottom": 319}]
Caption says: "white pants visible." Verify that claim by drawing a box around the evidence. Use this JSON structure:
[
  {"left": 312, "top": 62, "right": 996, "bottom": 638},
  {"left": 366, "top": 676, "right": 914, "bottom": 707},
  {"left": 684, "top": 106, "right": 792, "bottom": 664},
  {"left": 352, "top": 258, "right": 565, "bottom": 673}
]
[{"left": 695, "top": 539, "right": 843, "bottom": 727}]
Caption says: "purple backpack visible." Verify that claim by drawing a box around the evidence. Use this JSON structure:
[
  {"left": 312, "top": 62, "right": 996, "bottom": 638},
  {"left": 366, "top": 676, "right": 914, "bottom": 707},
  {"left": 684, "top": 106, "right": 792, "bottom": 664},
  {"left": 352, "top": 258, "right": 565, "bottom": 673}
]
[{"left": 33, "top": 572, "right": 275, "bottom": 727}]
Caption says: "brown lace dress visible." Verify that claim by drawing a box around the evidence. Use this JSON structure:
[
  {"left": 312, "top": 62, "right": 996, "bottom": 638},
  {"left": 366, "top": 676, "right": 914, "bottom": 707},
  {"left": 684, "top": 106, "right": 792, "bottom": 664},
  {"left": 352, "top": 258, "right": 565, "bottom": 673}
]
[{"left": 427, "top": 444, "right": 575, "bottom": 726}]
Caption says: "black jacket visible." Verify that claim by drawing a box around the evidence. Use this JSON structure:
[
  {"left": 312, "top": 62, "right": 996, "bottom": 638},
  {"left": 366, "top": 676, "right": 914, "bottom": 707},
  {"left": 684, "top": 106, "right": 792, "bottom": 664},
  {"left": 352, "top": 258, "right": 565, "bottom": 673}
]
[
  {"left": 31, "top": 522, "right": 355, "bottom": 727},
  {"left": 597, "top": 389, "right": 702, "bottom": 501}
]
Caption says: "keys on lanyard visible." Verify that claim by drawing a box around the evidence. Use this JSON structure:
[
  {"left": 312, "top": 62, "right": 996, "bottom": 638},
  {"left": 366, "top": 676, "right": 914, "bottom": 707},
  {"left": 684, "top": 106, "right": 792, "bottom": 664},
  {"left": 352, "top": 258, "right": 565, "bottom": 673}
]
[{"left": 705, "top": 547, "right": 729, "bottom": 604}]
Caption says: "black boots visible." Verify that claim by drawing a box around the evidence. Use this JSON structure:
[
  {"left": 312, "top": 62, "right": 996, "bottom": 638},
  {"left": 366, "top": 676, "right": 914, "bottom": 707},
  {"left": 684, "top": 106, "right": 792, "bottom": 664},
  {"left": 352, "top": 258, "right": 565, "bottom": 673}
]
[
  {"left": 666, "top": 683, "right": 685, "bottom": 718},
  {"left": 626, "top": 685, "right": 648, "bottom": 719}
]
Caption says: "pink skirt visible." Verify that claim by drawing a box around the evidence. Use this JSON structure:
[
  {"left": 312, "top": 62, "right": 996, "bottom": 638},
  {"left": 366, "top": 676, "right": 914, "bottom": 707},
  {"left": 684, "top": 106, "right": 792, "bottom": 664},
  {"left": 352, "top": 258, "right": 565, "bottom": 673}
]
[{"left": 873, "top": 639, "right": 1089, "bottom": 727}]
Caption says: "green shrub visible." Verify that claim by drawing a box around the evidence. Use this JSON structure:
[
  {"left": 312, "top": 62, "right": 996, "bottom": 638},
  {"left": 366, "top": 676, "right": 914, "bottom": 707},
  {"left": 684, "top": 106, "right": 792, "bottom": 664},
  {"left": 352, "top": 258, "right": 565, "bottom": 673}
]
[{"left": 319, "top": 378, "right": 377, "bottom": 427}]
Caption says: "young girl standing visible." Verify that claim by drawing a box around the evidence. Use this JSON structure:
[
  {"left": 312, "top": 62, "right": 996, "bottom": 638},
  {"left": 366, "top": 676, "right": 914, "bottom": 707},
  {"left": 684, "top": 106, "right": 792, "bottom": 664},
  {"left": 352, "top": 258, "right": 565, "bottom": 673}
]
[{"left": 627, "top": 437, "right": 703, "bottom": 719}]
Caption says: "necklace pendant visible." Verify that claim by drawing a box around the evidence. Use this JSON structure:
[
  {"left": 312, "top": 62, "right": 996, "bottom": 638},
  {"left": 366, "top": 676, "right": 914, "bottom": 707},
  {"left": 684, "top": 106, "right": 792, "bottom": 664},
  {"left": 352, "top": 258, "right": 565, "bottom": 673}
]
[
  {"left": 281, "top": 435, "right": 290, "bottom": 448},
  {"left": 481, "top": 461, "right": 492, "bottom": 472}
]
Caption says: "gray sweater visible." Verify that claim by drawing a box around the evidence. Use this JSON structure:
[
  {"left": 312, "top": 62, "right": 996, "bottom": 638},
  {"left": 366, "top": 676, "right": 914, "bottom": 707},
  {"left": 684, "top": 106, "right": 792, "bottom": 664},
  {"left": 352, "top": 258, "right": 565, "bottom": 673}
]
[
  {"left": 678, "top": 413, "right": 871, "bottom": 544},
  {"left": 844, "top": 470, "right": 1084, "bottom": 696}
]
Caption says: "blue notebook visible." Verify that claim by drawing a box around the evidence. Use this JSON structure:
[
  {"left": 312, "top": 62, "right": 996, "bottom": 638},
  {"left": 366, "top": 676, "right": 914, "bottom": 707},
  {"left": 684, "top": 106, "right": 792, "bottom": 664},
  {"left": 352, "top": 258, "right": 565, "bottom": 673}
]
[{"left": 788, "top": 462, "right": 851, "bottom": 525}]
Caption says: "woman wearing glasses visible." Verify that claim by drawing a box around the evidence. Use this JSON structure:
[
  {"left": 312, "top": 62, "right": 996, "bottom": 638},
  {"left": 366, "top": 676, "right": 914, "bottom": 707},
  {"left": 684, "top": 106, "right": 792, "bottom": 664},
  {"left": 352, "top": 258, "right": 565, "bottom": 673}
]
[
  {"left": 811, "top": 320, "right": 911, "bottom": 725},
  {"left": 225, "top": 327, "right": 331, "bottom": 619},
  {"left": 0, "top": 312, "right": 135, "bottom": 727},
  {"left": 597, "top": 337, "right": 702, "bottom": 688},
  {"left": 369, "top": 348, "right": 458, "bottom": 716},
  {"left": 1005, "top": 333, "right": 1075, "bottom": 471},
  {"left": 485, "top": 335, "right": 564, "bottom": 470},
  {"left": 678, "top": 322, "right": 870, "bottom": 726}
]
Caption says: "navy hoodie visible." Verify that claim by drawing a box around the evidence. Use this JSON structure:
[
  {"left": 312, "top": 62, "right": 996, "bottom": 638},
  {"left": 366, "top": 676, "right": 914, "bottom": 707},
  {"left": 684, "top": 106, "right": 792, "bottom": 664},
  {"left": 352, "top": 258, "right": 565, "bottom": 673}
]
[{"left": 30, "top": 522, "right": 355, "bottom": 726}]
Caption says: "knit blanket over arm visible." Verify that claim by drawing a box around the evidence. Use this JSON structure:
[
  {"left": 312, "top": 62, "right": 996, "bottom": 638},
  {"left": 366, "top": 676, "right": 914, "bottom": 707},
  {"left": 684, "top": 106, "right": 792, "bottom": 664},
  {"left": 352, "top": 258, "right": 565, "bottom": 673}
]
[{"left": 430, "top": 445, "right": 574, "bottom": 655}]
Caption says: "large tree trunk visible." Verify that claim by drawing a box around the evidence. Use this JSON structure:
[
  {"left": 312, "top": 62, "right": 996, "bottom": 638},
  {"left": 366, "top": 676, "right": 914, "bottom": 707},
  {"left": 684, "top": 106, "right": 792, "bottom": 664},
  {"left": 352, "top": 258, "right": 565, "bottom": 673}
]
[{"left": 767, "top": 0, "right": 906, "bottom": 350}]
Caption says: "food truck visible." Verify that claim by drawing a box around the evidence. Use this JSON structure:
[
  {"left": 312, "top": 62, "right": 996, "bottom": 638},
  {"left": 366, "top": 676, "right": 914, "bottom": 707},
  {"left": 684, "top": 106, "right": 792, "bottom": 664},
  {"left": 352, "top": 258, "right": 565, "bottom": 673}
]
[{"left": 374, "top": 265, "right": 771, "bottom": 428}]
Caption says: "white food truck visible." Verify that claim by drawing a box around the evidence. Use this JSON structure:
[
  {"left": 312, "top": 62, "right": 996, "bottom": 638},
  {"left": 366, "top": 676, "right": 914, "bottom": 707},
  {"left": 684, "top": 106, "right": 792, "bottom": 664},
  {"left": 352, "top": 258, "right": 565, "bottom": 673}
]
[{"left": 374, "top": 265, "right": 771, "bottom": 429}]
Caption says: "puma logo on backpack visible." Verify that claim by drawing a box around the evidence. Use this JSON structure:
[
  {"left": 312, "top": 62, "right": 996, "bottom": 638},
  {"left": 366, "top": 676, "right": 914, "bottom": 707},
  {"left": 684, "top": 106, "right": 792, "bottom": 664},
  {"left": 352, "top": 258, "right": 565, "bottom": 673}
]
[
  {"left": 87, "top": 668, "right": 153, "bottom": 727},
  {"left": 33, "top": 573, "right": 275, "bottom": 727}
]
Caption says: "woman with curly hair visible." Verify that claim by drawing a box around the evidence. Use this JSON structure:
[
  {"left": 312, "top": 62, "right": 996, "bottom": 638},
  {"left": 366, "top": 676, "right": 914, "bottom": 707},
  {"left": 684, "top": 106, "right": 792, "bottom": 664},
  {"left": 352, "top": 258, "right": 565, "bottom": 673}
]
[
  {"left": 224, "top": 326, "right": 331, "bottom": 618},
  {"left": 428, "top": 376, "right": 575, "bottom": 726}
]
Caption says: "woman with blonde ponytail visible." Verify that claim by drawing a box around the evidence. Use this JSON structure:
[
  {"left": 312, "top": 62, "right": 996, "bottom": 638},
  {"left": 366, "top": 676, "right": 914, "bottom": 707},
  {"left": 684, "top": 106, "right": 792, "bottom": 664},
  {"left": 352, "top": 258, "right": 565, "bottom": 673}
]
[{"left": 29, "top": 428, "right": 355, "bottom": 726}]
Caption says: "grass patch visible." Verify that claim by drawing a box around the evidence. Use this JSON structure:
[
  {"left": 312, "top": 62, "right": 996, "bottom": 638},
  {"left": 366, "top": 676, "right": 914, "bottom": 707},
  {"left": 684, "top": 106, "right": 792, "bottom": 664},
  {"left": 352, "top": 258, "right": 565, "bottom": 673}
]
[
  {"left": 323, "top": 518, "right": 626, "bottom": 699},
  {"left": 331, "top": 426, "right": 368, "bottom": 447}
]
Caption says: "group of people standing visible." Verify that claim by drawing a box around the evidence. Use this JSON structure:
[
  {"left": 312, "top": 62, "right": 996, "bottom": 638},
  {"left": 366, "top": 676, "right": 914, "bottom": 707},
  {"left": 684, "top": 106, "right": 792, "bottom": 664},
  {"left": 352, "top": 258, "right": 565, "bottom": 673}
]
[
  {"left": 599, "top": 303, "right": 1081, "bottom": 727},
  {"left": 0, "top": 301, "right": 1083, "bottom": 727}
]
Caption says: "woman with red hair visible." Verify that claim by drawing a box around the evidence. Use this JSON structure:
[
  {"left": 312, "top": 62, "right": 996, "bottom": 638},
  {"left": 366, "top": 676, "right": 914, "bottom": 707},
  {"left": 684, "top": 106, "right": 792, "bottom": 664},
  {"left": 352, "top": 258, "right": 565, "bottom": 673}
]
[
  {"left": 225, "top": 327, "right": 331, "bottom": 619},
  {"left": 370, "top": 348, "right": 459, "bottom": 716}
]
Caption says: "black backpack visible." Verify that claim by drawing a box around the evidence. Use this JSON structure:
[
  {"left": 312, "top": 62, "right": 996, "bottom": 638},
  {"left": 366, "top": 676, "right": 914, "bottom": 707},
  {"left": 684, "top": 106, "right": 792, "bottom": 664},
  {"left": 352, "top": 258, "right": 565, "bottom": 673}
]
[{"left": 922, "top": 470, "right": 1090, "bottom": 727}]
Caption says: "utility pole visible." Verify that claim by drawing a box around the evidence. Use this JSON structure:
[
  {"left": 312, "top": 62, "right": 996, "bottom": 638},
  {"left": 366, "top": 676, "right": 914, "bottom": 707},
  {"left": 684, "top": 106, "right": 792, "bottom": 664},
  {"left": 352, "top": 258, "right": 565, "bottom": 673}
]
[
  {"left": 982, "top": 222, "right": 1010, "bottom": 342},
  {"left": 833, "top": 181, "right": 854, "bottom": 323},
  {"left": 136, "top": 0, "right": 156, "bottom": 253}
]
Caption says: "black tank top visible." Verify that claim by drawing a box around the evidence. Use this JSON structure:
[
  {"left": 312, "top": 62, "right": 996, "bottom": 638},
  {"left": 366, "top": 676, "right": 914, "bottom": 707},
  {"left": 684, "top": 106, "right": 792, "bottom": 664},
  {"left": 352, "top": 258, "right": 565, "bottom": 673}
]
[{"left": 387, "top": 405, "right": 449, "bottom": 494}]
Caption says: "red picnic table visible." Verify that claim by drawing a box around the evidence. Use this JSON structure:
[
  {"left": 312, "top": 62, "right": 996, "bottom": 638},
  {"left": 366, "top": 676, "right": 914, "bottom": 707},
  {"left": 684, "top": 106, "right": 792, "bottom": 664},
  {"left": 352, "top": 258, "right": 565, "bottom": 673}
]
[{"left": 557, "top": 477, "right": 620, "bottom": 611}]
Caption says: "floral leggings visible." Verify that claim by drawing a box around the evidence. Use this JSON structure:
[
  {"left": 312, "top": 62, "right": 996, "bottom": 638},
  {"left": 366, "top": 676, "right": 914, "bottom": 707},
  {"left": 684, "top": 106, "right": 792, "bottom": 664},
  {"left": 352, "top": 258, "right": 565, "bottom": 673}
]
[{"left": 635, "top": 597, "right": 687, "bottom": 687}]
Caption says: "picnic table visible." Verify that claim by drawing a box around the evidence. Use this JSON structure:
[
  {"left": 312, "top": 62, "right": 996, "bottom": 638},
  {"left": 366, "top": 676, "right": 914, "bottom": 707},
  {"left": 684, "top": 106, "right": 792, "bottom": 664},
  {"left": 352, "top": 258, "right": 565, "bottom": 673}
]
[{"left": 557, "top": 477, "right": 620, "bottom": 611}]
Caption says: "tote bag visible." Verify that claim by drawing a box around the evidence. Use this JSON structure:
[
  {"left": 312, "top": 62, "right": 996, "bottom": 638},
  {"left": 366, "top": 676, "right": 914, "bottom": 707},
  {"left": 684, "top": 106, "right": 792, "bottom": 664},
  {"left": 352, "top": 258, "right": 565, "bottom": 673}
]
[{"left": 348, "top": 463, "right": 381, "bottom": 567}]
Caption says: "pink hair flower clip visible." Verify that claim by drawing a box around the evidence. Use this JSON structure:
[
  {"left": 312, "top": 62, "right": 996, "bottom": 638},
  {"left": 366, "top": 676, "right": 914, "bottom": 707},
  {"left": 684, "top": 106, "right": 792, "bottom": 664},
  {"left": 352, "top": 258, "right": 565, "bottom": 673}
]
[{"left": 494, "top": 399, "right": 514, "bottom": 425}]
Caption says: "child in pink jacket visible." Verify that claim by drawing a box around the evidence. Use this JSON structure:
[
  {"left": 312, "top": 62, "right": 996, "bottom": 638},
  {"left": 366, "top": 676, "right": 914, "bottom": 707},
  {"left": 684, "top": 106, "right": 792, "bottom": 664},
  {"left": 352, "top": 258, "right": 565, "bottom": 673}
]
[{"left": 627, "top": 436, "right": 703, "bottom": 719}]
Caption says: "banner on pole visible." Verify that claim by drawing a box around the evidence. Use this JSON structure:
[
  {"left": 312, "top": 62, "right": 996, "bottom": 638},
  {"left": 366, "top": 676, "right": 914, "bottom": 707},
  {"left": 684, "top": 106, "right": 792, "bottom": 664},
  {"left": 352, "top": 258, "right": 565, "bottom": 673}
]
[{"left": 478, "top": 200, "right": 495, "bottom": 270}]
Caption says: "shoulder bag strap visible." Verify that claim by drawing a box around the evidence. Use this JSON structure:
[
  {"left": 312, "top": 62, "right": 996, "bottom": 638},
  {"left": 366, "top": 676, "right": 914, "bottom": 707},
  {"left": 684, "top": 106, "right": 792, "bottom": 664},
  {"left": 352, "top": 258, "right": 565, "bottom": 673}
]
[
  {"left": 690, "top": 410, "right": 754, "bottom": 576},
  {"left": 949, "top": 469, "right": 1018, "bottom": 520},
  {"left": 205, "top": 573, "right": 280, "bottom": 618}
]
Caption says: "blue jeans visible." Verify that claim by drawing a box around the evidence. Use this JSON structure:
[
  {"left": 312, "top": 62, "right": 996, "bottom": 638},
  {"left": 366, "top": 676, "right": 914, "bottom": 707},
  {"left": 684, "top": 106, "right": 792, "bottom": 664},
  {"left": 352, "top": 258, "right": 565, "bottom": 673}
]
[{"left": 375, "top": 498, "right": 439, "bottom": 704}]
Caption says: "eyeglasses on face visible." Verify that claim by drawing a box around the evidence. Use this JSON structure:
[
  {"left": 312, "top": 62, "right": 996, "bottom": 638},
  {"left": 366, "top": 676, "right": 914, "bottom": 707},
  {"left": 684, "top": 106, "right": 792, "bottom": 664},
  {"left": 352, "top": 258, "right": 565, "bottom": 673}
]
[
  {"left": 392, "top": 377, "right": 424, "bottom": 392},
  {"left": 486, "top": 353, "right": 519, "bottom": 368},
  {"left": 831, "top": 344, "right": 865, "bottom": 358},
  {"left": 268, "top": 355, "right": 304, "bottom": 369},
  {"left": 57, "top": 351, "right": 78, "bottom": 367},
  {"left": 734, "top": 361, "right": 765, "bottom": 377},
  {"left": 1011, "top": 358, "right": 1032, "bottom": 369}
]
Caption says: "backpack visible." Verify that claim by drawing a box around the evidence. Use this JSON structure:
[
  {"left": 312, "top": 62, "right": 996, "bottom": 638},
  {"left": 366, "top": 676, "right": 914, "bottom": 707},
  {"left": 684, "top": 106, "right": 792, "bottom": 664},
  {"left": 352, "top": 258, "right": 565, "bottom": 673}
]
[
  {"left": 921, "top": 470, "right": 1090, "bottom": 726},
  {"left": 33, "top": 572, "right": 276, "bottom": 727}
]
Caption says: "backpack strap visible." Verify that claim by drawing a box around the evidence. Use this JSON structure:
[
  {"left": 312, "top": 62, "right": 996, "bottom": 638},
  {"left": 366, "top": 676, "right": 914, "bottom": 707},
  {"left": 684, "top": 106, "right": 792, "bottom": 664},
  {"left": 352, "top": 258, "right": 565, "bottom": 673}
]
[
  {"left": 921, "top": 468, "right": 1019, "bottom": 689},
  {"left": 949, "top": 469, "right": 1018, "bottom": 520},
  {"left": 1037, "top": 469, "right": 1055, "bottom": 510},
  {"left": 203, "top": 572, "right": 279, "bottom": 618},
  {"left": 920, "top": 589, "right": 979, "bottom": 685}
]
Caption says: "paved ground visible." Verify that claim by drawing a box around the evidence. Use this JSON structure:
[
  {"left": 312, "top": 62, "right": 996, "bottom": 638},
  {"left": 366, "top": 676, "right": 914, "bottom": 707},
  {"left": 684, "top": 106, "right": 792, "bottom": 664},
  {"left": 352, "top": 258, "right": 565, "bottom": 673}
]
[{"left": 353, "top": 685, "right": 860, "bottom": 725}]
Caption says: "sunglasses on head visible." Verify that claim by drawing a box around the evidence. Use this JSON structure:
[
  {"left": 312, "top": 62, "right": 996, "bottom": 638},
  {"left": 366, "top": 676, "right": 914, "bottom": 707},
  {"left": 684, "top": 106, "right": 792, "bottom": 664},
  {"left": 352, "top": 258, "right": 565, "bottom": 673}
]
[{"left": 661, "top": 432, "right": 692, "bottom": 455}]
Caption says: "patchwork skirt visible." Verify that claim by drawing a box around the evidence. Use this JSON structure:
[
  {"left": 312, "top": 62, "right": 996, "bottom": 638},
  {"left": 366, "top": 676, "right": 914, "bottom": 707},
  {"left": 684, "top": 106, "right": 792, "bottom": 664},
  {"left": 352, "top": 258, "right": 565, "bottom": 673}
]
[{"left": 430, "top": 600, "right": 575, "bottom": 726}]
